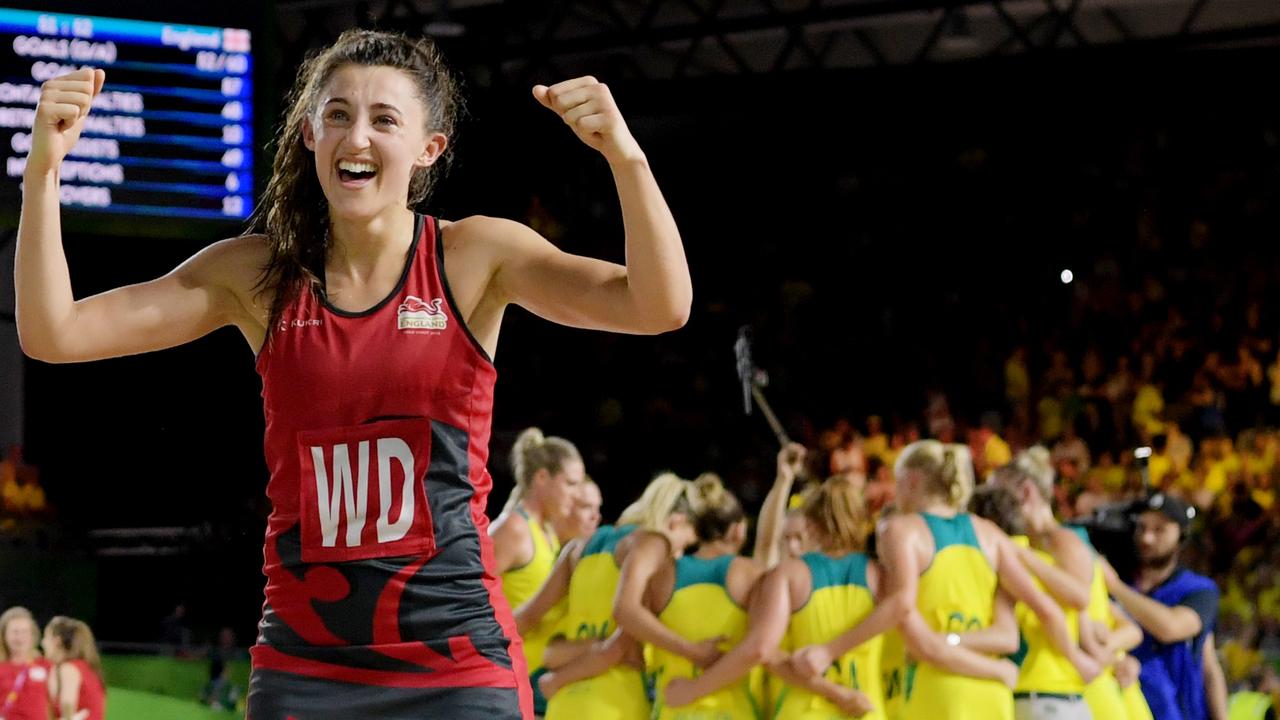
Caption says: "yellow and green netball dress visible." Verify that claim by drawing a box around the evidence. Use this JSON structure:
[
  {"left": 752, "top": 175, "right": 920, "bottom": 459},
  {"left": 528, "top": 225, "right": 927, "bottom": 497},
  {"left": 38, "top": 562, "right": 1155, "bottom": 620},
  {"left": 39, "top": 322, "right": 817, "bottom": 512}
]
[
  {"left": 650, "top": 554, "right": 759, "bottom": 720},
  {"left": 1122, "top": 678, "right": 1154, "bottom": 720},
  {"left": 879, "top": 629, "right": 906, "bottom": 720},
  {"left": 904, "top": 513, "right": 1013, "bottom": 720},
  {"left": 1068, "top": 527, "right": 1128, "bottom": 720},
  {"left": 500, "top": 510, "right": 562, "bottom": 715},
  {"left": 763, "top": 660, "right": 786, "bottom": 720},
  {"left": 545, "top": 524, "right": 650, "bottom": 720},
  {"left": 775, "top": 552, "right": 885, "bottom": 720},
  {"left": 1010, "top": 537, "right": 1087, "bottom": 704}
]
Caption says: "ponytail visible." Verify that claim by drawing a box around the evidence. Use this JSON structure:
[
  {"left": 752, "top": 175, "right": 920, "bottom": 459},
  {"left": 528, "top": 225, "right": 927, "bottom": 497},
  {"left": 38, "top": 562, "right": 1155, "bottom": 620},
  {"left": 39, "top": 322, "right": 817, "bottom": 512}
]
[
  {"left": 45, "top": 616, "right": 103, "bottom": 685},
  {"left": 942, "top": 446, "right": 963, "bottom": 505},
  {"left": 803, "top": 476, "right": 868, "bottom": 554},
  {"left": 895, "top": 440, "right": 974, "bottom": 510}
]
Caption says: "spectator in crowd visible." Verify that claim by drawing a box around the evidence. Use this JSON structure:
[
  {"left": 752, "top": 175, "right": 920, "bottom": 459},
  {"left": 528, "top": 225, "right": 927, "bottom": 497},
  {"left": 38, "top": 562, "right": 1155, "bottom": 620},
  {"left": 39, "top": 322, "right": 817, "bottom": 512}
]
[
  {"left": 41, "top": 616, "right": 105, "bottom": 720},
  {"left": 158, "top": 604, "right": 193, "bottom": 656},
  {"left": 1267, "top": 350, "right": 1280, "bottom": 427},
  {"left": 1052, "top": 419, "right": 1091, "bottom": 477},
  {"left": 1006, "top": 346, "right": 1032, "bottom": 428},
  {"left": 201, "top": 627, "right": 246, "bottom": 712},
  {"left": 863, "top": 415, "right": 890, "bottom": 464},
  {"left": 0, "top": 606, "right": 51, "bottom": 720},
  {"left": 1104, "top": 356, "right": 1137, "bottom": 444},
  {"left": 970, "top": 411, "right": 1013, "bottom": 481},
  {"left": 1133, "top": 371, "right": 1167, "bottom": 443}
]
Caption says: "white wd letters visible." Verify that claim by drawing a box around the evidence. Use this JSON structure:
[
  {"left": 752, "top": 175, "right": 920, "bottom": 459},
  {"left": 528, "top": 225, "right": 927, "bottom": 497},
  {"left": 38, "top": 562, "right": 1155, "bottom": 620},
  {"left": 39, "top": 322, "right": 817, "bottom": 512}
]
[
  {"left": 376, "top": 438, "right": 415, "bottom": 543},
  {"left": 311, "top": 442, "right": 369, "bottom": 548},
  {"left": 310, "top": 437, "right": 415, "bottom": 548}
]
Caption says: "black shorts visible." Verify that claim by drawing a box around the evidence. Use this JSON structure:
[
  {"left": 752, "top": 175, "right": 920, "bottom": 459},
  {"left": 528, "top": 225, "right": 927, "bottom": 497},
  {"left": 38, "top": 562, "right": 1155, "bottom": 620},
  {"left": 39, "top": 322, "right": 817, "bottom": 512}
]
[{"left": 247, "top": 668, "right": 524, "bottom": 720}]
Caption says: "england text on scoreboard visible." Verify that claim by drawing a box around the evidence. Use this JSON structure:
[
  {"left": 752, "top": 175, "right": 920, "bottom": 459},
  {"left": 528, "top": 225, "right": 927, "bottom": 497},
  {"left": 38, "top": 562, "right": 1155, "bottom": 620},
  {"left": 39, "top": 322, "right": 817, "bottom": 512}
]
[{"left": 0, "top": 8, "right": 253, "bottom": 222}]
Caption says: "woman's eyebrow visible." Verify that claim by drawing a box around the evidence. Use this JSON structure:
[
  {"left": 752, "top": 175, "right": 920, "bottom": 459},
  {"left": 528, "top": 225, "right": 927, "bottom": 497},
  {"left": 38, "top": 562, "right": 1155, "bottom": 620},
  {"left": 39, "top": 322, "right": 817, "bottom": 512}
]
[{"left": 323, "top": 97, "right": 402, "bottom": 114}]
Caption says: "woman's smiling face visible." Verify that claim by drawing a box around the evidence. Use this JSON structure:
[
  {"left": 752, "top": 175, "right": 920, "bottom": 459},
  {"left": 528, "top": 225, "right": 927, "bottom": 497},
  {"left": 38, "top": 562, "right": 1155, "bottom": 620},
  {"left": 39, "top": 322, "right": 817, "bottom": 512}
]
[{"left": 303, "top": 64, "right": 444, "bottom": 221}]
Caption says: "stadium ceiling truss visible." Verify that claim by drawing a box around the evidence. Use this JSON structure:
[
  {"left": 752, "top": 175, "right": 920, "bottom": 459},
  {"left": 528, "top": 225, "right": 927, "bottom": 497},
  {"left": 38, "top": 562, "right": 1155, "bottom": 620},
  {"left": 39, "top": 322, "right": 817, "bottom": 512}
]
[{"left": 275, "top": 0, "right": 1280, "bottom": 87}]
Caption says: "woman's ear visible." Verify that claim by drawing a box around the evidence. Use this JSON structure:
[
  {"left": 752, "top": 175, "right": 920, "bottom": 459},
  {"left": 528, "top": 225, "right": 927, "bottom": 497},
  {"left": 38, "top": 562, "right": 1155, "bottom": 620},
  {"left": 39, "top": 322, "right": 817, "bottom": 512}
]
[
  {"left": 666, "top": 512, "right": 684, "bottom": 534},
  {"left": 302, "top": 115, "right": 316, "bottom": 152},
  {"left": 415, "top": 132, "right": 449, "bottom": 168},
  {"left": 1019, "top": 480, "right": 1037, "bottom": 506}
]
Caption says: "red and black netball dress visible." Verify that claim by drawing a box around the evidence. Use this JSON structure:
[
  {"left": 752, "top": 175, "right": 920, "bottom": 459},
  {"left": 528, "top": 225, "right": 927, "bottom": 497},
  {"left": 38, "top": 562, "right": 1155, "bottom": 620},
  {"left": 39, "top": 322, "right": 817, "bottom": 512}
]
[{"left": 248, "top": 214, "right": 531, "bottom": 719}]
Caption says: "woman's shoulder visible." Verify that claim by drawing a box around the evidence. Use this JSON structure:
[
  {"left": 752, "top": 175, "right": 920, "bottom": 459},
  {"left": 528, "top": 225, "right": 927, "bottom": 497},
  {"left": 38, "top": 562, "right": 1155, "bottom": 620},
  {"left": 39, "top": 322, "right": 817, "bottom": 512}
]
[
  {"left": 775, "top": 554, "right": 812, "bottom": 578},
  {"left": 438, "top": 214, "right": 525, "bottom": 234},
  {"left": 183, "top": 233, "right": 271, "bottom": 286},
  {"left": 218, "top": 232, "right": 272, "bottom": 266},
  {"left": 967, "top": 513, "right": 1006, "bottom": 542},
  {"left": 193, "top": 231, "right": 269, "bottom": 256},
  {"left": 966, "top": 514, "right": 1011, "bottom": 566},
  {"left": 490, "top": 507, "right": 530, "bottom": 540},
  {"left": 620, "top": 527, "right": 673, "bottom": 560},
  {"left": 882, "top": 511, "right": 927, "bottom": 538},
  {"left": 192, "top": 234, "right": 274, "bottom": 321},
  {"left": 729, "top": 554, "right": 763, "bottom": 574},
  {"left": 626, "top": 527, "right": 670, "bottom": 549},
  {"left": 438, "top": 214, "right": 545, "bottom": 254},
  {"left": 1050, "top": 524, "right": 1088, "bottom": 549}
]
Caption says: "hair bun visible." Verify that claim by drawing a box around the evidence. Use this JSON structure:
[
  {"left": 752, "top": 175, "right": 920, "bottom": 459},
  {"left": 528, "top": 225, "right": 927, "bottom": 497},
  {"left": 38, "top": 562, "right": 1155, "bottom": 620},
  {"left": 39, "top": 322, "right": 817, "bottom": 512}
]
[
  {"left": 692, "top": 472, "right": 726, "bottom": 511},
  {"left": 513, "top": 427, "right": 547, "bottom": 453},
  {"left": 1021, "top": 446, "right": 1052, "bottom": 472}
]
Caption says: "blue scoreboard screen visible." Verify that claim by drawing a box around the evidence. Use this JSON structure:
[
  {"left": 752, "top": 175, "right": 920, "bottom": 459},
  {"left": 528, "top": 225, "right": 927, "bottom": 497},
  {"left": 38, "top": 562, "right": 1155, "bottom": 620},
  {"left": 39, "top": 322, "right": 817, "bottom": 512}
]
[{"left": 0, "top": 7, "right": 254, "bottom": 227}]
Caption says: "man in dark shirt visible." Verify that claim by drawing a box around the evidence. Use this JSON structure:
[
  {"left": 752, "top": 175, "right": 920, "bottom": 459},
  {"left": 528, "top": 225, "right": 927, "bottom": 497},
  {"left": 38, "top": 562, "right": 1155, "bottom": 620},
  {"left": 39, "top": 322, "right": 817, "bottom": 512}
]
[{"left": 1102, "top": 492, "right": 1227, "bottom": 720}]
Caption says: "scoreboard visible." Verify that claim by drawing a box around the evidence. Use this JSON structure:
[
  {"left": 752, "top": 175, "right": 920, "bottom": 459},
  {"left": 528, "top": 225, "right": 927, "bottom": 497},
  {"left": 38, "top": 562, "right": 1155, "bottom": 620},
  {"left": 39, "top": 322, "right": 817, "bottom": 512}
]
[{"left": 0, "top": 7, "right": 253, "bottom": 225}]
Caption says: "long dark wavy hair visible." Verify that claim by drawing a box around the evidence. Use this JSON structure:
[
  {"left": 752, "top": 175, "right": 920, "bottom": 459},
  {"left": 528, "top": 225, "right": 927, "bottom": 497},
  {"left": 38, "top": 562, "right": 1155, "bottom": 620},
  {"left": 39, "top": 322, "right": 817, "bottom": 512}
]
[{"left": 250, "top": 29, "right": 464, "bottom": 327}]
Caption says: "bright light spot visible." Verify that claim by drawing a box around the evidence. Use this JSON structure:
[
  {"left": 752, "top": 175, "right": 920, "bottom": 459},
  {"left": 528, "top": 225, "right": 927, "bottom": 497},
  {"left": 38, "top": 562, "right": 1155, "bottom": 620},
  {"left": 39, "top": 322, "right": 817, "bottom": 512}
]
[{"left": 1061, "top": 269, "right": 1074, "bottom": 284}]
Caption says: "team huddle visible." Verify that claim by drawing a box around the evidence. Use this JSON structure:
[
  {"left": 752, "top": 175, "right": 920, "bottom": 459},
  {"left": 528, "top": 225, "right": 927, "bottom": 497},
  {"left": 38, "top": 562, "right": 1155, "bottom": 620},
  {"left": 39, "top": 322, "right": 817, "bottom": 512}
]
[{"left": 492, "top": 431, "right": 1155, "bottom": 720}]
